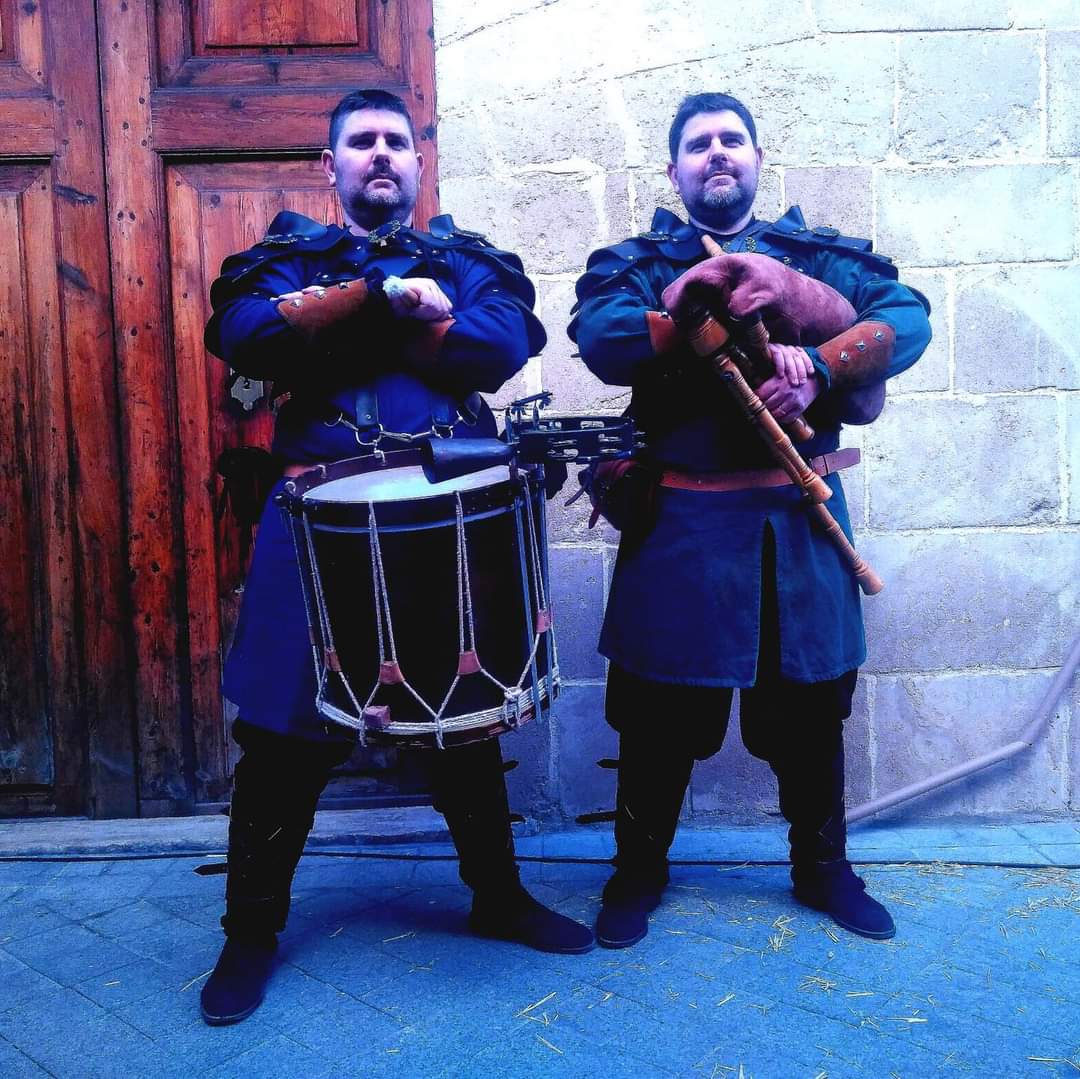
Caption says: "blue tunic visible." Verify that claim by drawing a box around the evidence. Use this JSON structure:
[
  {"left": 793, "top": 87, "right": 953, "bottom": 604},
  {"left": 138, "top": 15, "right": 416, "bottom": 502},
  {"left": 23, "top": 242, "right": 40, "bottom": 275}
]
[
  {"left": 205, "top": 212, "right": 545, "bottom": 738},
  {"left": 568, "top": 206, "right": 932, "bottom": 687}
]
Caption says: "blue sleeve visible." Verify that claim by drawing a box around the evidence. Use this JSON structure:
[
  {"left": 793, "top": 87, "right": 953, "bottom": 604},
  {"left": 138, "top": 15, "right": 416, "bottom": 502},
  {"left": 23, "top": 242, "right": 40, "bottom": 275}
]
[
  {"left": 806, "top": 250, "right": 932, "bottom": 388},
  {"left": 568, "top": 253, "right": 664, "bottom": 387},
  {"left": 437, "top": 250, "right": 543, "bottom": 394},
  {"left": 204, "top": 256, "right": 313, "bottom": 379}
]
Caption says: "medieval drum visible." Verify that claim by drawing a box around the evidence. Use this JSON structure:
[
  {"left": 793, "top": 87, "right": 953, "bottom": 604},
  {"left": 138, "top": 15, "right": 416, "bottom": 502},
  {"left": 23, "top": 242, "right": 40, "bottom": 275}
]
[{"left": 277, "top": 449, "right": 558, "bottom": 748}]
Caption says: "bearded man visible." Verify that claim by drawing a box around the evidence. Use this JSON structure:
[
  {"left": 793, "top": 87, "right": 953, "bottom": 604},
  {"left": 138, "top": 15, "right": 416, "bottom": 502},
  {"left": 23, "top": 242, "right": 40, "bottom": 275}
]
[
  {"left": 200, "top": 88, "right": 594, "bottom": 1026},
  {"left": 569, "top": 92, "right": 932, "bottom": 948}
]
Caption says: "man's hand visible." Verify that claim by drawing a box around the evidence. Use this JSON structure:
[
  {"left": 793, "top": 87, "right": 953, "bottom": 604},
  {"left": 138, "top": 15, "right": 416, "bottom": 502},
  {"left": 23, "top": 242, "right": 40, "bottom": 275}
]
[
  {"left": 758, "top": 363, "right": 821, "bottom": 424},
  {"left": 767, "top": 342, "right": 814, "bottom": 386},
  {"left": 386, "top": 277, "right": 453, "bottom": 322}
]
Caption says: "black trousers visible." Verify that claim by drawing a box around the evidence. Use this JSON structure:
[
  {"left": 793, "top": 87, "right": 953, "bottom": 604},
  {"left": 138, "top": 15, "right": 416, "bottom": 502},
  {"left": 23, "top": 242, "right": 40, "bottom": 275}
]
[
  {"left": 221, "top": 721, "right": 520, "bottom": 940},
  {"left": 606, "top": 528, "right": 858, "bottom": 889}
]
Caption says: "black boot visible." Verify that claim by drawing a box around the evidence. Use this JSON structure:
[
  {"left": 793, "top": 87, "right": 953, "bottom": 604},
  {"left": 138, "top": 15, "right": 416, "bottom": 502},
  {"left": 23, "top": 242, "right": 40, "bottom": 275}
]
[
  {"left": 426, "top": 739, "right": 595, "bottom": 955},
  {"left": 597, "top": 723, "right": 694, "bottom": 949},
  {"left": 220, "top": 723, "right": 349, "bottom": 942},
  {"left": 792, "top": 860, "right": 895, "bottom": 939},
  {"left": 776, "top": 745, "right": 896, "bottom": 940},
  {"left": 595, "top": 868, "right": 666, "bottom": 949},
  {"left": 206, "top": 722, "right": 351, "bottom": 1026},
  {"left": 200, "top": 935, "right": 278, "bottom": 1025},
  {"left": 470, "top": 885, "right": 595, "bottom": 954}
]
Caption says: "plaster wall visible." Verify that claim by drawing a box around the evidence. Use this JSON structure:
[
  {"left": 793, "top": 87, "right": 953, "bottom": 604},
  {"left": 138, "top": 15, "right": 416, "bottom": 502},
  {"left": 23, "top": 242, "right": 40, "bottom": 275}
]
[{"left": 431, "top": 0, "right": 1080, "bottom": 824}]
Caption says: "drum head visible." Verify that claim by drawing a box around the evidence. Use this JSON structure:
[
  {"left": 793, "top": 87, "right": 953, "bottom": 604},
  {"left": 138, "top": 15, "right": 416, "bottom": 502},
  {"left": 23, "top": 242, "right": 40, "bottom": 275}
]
[{"left": 305, "top": 464, "right": 512, "bottom": 505}]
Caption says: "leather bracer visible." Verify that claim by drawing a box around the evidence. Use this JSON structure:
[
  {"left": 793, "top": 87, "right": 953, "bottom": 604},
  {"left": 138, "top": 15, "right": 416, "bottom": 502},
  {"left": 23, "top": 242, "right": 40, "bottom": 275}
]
[
  {"left": 275, "top": 278, "right": 378, "bottom": 344},
  {"left": 815, "top": 321, "right": 895, "bottom": 389}
]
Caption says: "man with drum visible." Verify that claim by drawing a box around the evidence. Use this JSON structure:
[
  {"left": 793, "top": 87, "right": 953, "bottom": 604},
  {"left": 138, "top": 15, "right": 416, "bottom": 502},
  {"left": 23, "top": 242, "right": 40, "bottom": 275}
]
[
  {"left": 569, "top": 93, "right": 932, "bottom": 948},
  {"left": 200, "top": 88, "right": 594, "bottom": 1026}
]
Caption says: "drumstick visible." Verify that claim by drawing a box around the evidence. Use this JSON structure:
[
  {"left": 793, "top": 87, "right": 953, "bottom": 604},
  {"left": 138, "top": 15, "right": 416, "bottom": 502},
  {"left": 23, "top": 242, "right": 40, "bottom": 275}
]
[{"left": 700, "top": 234, "right": 814, "bottom": 442}]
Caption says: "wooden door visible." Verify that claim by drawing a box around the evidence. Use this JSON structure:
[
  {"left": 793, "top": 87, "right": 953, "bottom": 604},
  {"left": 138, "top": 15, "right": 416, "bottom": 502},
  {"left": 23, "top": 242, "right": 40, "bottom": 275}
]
[
  {"left": 0, "top": 0, "right": 136, "bottom": 817},
  {"left": 100, "top": 0, "right": 439, "bottom": 813}
]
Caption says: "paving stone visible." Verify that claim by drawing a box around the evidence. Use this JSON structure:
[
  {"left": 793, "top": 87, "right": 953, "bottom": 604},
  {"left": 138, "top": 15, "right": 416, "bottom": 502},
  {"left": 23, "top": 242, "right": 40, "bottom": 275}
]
[
  {"left": 83, "top": 898, "right": 174, "bottom": 940},
  {"left": 148, "top": 1016, "right": 278, "bottom": 1076},
  {"left": 865, "top": 396, "right": 1060, "bottom": 527},
  {"left": 461, "top": 1019, "right": 677, "bottom": 1077},
  {"left": 876, "top": 165, "right": 1074, "bottom": 266},
  {"left": 275, "top": 992, "right": 403, "bottom": 1062},
  {"left": 862, "top": 529, "right": 1079, "bottom": 673},
  {"left": 814, "top": 0, "right": 1010, "bottom": 30},
  {"left": 0, "top": 1039, "right": 52, "bottom": 1078},
  {"left": 955, "top": 263, "right": 1080, "bottom": 391},
  {"left": 205, "top": 1034, "right": 335, "bottom": 1079},
  {"left": 3, "top": 835, "right": 1080, "bottom": 1075},
  {"left": 113, "top": 984, "right": 209, "bottom": 1038},
  {"left": 0, "top": 900, "right": 73, "bottom": 943},
  {"left": 74, "top": 955, "right": 186, "bottom": 1010},
  {"left": 897, "top": 32, "right": 1041, "bottom": 162},
  {"left": 0, "top": 949, "right": 65, "bottom": 1013}
]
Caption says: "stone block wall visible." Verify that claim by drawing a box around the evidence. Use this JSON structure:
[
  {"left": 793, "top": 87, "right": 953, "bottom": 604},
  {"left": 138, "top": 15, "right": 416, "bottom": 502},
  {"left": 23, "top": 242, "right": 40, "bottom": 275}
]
[{"left": 431, "top": 0, "right": 1080, "bottom": 823}]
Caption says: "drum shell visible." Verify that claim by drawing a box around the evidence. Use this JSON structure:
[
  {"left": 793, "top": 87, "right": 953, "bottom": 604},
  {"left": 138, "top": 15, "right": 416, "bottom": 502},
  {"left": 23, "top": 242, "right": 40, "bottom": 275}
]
[{"left": 283, "top": 456, "right": 554, "bottom": 747}]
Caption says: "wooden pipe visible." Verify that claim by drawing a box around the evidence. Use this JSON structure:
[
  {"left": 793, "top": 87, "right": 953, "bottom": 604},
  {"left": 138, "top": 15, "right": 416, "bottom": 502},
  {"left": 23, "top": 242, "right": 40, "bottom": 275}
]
[
  {"left": 685, "top": 307, "right": 884, "bottom": 596},
  {"left": 699, "top": 233, "right": 814, "bottom": 443},
  {"left": 686, "top": 316, "right": 832, "bottom": 504}
]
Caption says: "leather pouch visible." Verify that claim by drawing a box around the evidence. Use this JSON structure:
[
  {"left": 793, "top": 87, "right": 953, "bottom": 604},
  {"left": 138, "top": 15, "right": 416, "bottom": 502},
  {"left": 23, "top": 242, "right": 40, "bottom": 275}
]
[{"left": 577, "top": 457, "right": 658, "bottom": 536}]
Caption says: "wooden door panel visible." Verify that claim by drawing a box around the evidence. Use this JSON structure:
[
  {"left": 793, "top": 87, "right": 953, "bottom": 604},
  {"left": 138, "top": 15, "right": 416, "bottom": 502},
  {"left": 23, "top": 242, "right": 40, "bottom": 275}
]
[
  {"left": 96, "top": 0, "right": 436, "bottom": 811},
  {"left": 0, "top": 0, "right": 134, "bottom": 818},
  {"left": 158, "top": 0, "right": 396, "bottom": 83},
  {"left": 0, "top": 167, "right": 54, "bottom": 789},
  {"left": 0, "top": 1, "right": 53, "bottom": 153},
  {"left": 167, "top": 158, "right": 339, "bottom": 802},
  {"left": 202, "top": 0, "right": 363, "bottom": 47}
]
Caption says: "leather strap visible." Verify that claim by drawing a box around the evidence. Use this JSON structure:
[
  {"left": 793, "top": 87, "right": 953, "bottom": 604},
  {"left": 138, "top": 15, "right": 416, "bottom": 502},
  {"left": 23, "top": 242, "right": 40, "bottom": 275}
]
[{"left": 660, "top": 448, "right": 859, "bottom": 492}]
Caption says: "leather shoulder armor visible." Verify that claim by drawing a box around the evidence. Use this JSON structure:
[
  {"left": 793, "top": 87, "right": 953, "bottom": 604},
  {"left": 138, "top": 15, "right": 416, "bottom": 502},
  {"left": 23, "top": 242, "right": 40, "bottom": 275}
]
[
  {"left": 576, "top": 208, "right": 704, "bottom": 301},
  {"left": 209, "top": 211, "right": 354, "bottom": 305},
  {"left": 761, "top": 206, "right": 899, "bottom": 279}
]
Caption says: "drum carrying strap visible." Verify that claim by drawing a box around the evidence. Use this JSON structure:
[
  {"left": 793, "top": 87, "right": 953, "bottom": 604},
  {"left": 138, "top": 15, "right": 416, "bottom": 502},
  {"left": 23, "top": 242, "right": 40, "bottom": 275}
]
[{"left": 351, "top": 386, "right": 459, "bottom": 446}]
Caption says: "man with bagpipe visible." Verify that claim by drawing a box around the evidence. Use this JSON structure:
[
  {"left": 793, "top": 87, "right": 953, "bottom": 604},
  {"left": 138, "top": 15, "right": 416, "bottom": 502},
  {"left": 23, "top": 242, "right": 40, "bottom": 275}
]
[
  {"left": 199, "top": 88, "right": 594, "bottom": 1026},
  {"left": 569, "top": 93, "right": 932, "bottom": 948}
]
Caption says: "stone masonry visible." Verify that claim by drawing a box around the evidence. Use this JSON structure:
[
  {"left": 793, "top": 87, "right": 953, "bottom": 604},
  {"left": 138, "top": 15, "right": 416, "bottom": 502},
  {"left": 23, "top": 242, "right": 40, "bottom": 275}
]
[{"left": 431, "top": 0, "right": 1080, "bottom": 823}]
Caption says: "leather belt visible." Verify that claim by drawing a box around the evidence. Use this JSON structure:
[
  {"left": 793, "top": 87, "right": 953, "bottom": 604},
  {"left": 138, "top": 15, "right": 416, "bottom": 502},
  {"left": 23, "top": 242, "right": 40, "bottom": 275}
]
[{"left": 659, "top": 448, "right": 860, "bottom": 493}]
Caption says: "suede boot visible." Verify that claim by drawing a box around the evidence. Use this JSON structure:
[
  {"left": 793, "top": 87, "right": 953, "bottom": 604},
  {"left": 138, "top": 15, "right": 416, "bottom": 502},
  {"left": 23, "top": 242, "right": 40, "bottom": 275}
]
[
  {"left": 776, "top": 746, "right": 895, "bottom": 940},
  {"left": 427, "top": 739, "right": 595, "bottom": 954},
  {"left": 597, "top": 726, "right": 693, "bottom": 948},
  {"left": 470, "top": 885, "right": 595, "bottom": 954},
  {"left": 200, "top": 936, "right": 278, "bottom": 1025},
  {"left": 595, "top": 868, "right": 666, "bottom": 949}
]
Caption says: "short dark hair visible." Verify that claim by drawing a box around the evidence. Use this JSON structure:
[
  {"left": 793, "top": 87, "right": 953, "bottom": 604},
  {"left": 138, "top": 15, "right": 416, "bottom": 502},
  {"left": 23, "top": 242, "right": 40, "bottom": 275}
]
[
  {"left": 328, "top": 89, "right": 416, "bottom": 152},
  {"left": 668, "top": 93, "right": 758, "bottom": 161}
]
